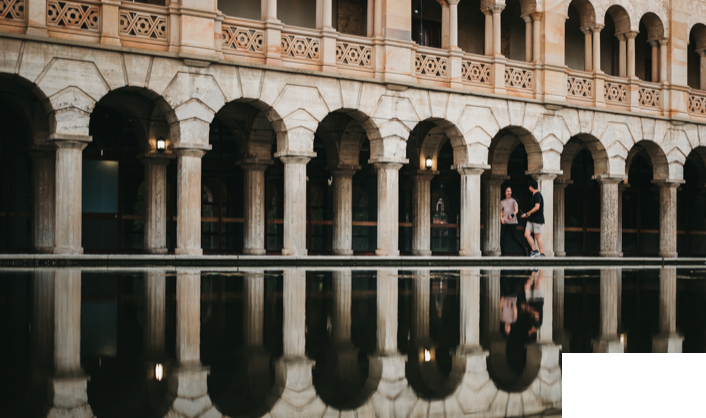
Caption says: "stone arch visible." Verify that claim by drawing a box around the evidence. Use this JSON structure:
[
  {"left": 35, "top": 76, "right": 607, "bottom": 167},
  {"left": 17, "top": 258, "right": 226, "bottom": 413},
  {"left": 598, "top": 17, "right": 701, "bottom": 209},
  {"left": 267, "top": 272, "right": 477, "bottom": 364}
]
[
  {"left": 625, "top": 140, "right": 670, "bottom": 180},
  {"left": 314, "top": 109, "right": 381, "bottom": 169},
  {"left": 692, "top": 23, "right": 706, "bottom": 51},
  {"left": 0, "top": 73, "right": 50, "bottom": 148},
  {"left": 407, "top": 118, "right": 468, "bottom": 170},
  {"left": 604, "top": 4, "right": 631, "bottom": 35},
  {"left": 686, "top": 147, "right": 706, "bottom": 191},
  {"left": 639, "top": 12, "right": 665, "bottom": 42},
  {"left": 488, "top": 126, "right": 543, "bottom": 177},
  {"left": 566, "top": 0, "right": 596, "bottom": 27},
  {"left": 559, "top": 134, "right": 609, "bottom": 181}
]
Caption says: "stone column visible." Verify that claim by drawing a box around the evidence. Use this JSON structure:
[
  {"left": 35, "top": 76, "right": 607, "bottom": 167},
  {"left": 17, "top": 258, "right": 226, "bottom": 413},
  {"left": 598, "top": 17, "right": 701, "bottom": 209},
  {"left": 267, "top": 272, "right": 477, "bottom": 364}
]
[
  {"left": 650, "top": 40, "right": 659, "bottom": 83},
  {"left": 331, "top": 168, "right": 357, "bottom": 256},
  {"left": 374, "top": 162, "right": 402, "bottom": 256},
  {"left": 617, "top": 34, "right": 627, "bottom": 77},
  {"left": 144, "top": 271, "right": 166, "bottom": 360},
  {"left": 483, "top": 176, "right": 504, "bottom": 256},
  {"left": 26, "top": 0, "right": 49, "bottom": 36},
  {"left": 51, "top": 135, "right": 90, "bottom": 255},
  {"left": 459, "top": 269, "right": 481, "bottom": 350},
  {"left": 367, "top": 0, "right": 374, "bottom": 37},
  {"left": 581, "top": 27, "right": 593, "bottom": 72},
  {"left": 459, "top": 167, "right": 485, "bottom": 257},
  {"left": 618, "top": 182, "right": 627, "bottom": 255},
  {"left": 553, "top": 180, "right": 569, "bottom": 257},
  {"left": 48, "top": 269, "right": 95, "bottom": 418},
  {"left": 439, "top": 0, "right": 450, "bottom": 49},
  {"left": 165, "top": 269, "right": 222, "bottom": 418},
  {"left": 448, "top": 0, "right": 459, "bottom": 49},
  {"left": 594, "top": 269, "right": 623, "bottom": 353},
  {"left": 141, "top": 153, "right": 174, "bottom": 254},
  {"left": 29, "top": 148, "right": 55, "bottom": 253},
  {"left": 410, "top": 170, "right": 435, "bottom": 256},
  {"left": 659, "top": 39, "right": 668, "bottom": 84},
  {"left": 484, "top": 9, "right": 493, "bottom": 56},
  {"left": 175, "top": 148, "right": 207, "bottom": 256},
  {"left": 531, "top": 12, "right": 542, "bottom": 63},
  {"left": 592, "top": 25, "right": 603, "bottom": 73},
  {"left": 698, "top": 50, "right": 706, "bottom": 90},
  {"left": 626, "top": 32, "right": 637, "bottom": 78},
  {"left": 241, "top": 162, "right": 271, "bottom": 255},
  {"left": 491, "top": 5, "right": 504, "bottom": 56},
  {"left": 280, "top": 156, "right": 311, "bottom": 256},
  {"left": 655, "top": 181, "right": 680, "bottom": 258},
  {"left": 523, "top": 15, "right": 533, "bottom": 62},
  {"left": 597, "top": 177, "right": 623, "bottom": 257},
  {"left": 532, "top": 173, "right": 557, "bottom": 257},
  {"left": 652, "top": 268, "right": 683, "bottom": 353}
]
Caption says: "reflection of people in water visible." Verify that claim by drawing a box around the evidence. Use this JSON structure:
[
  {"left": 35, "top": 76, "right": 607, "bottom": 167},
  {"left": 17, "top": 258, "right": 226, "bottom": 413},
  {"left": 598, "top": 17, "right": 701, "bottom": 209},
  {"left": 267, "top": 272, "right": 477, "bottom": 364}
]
[{"left": 504, "top": 269, "right": 545, "bottom": 375}]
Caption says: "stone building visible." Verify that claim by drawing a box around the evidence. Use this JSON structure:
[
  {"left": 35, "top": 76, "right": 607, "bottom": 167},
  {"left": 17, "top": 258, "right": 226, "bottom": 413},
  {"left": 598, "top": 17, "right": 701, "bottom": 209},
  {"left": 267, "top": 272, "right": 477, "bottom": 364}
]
[{"left": 1, "top": 0, "right": 706, "bottom": 257}]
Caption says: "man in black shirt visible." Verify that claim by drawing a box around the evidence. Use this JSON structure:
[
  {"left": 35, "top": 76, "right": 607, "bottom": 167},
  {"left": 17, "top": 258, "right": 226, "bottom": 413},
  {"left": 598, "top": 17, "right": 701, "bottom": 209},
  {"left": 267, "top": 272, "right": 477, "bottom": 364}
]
[{"left": 520, "top": 179, "right": 545, "bottom": 257}]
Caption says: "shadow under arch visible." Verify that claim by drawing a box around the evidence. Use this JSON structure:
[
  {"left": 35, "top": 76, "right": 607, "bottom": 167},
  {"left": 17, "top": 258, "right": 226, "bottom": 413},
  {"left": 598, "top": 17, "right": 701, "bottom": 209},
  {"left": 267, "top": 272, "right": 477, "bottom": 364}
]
[
  {"left": 559, "top": 133, "right": 609, "bottom": 181},
  {"left": 625, "top": 139, "right": 669, "bottom": 180},
  {"left": 488, "top": 126, "right": 543, "bottom": 177},
  {"left": 0, "top": 73, "right": 51, "bottom": 146}
]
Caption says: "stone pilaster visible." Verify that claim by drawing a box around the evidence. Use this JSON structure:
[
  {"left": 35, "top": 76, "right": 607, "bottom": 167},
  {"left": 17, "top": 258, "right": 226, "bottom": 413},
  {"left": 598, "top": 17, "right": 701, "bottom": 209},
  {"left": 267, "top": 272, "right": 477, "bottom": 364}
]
[
  {"left": 410, "top": 170, "right": 436, "bottom": 256},
  {"left": 458, "top": 166, "right": 486, "bottom": 257},
  {"left": 483, "top": 176, "right": 504, "bottom": 256},
  {"left": 596, "top": 176, "right": 625, "bottom": 257},
  {"left": 29, "top": 148, "right": 55, "bottom": 253},
  {"left": 99, "top": 0, "right": 121, "bottom": 46},
  {"left": 531, "top": 172, "right": 558, "bottom": 257},
  {"left": 140, "top": 153, "right": 174, "bottom": 254},
  {"left": 531, "top": 12, "right": 542, "bottom": 64},
  {"left": 653, "top": 267, "right": 683, "bottom": 353},
  {"left": 553, "top": 180, "right": 570, "bottom": 257},
  {"left": 26, "top": 0, "right": 49, "bottom": 36},
  {"left": 175, "top": 147, "right": 207, "bottom": 256},
  {"left": 331, "top": 168, "right": 357, "bottom": 255},
  {"left": 51, "top": 134, "right": 90, "bottom": 255},
  {"left": 240, "top": 161, "right": 272, "bottom": 255},
  {"left": 374, "top": 162, "right": 403, "bottom": 256},
  {"left": 593, "top": 269, "right": 623, "bottom": 353},
  {"left": 279, "top": 156, "right": 312, "bottom": 256},
  {"left": 654, "top": 181, "right": 681, "bottom": 258}
]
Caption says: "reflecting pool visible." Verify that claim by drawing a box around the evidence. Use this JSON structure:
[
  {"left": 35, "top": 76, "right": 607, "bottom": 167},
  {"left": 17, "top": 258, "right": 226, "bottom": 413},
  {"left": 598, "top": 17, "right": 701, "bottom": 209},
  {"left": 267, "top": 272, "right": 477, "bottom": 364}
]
[{"left": 2, "top": 267, "right": 704, "bottom": 418}]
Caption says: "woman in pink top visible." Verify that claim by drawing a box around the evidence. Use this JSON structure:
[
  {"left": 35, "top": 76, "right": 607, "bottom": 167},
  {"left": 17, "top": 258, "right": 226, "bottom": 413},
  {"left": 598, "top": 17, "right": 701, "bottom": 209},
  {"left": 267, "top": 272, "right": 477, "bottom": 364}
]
[{"left": 500, "top": 187, "right": 528, "bottom": 256}]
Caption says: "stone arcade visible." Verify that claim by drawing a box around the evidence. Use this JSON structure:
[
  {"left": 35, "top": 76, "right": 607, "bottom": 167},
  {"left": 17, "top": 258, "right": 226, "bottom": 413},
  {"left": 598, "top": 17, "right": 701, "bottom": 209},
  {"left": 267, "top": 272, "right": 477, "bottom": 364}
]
[{"left": 2, "top": 0, "right": 706, "bottom": 257}]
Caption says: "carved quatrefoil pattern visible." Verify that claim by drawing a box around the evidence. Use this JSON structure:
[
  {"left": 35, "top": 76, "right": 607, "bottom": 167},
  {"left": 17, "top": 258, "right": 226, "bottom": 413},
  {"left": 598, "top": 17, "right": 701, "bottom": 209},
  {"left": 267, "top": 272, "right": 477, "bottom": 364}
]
[
  {"left": 119, "top": 11, "right": 167, "bottom": 40},
  {"left": 47, "top": 1, "right": 99, "bottom": 32},
  {"left": 0, "top": 0, "right": 24, "bottom": 20}
]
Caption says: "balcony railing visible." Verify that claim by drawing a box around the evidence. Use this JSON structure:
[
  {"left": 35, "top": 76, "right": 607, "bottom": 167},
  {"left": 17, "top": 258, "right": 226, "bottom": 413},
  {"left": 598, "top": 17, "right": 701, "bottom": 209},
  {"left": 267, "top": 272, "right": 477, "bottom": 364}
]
[
  {"left": 415, "top": 46, "right": 449, "bottom": 80},
  {"left": 637, "top": 81, "right": 661, "bottom": 110},
  {"left": 689, "top": 90, "right": 706, "bottom": 116},
  {"left": 566, "top": 69, "right": 594, "bottom": 101},
  {"left": 281, "top": 26, "right": 321, "bottom": 65},
  {"left": 118, "top": 2, "right": 168, "bottom": 49},
  {"left": 47, "top": 0, "right": 100, "bottom": 36},
  {"left": 221, "top": 17, "right": 265, "bottom": 61},
  {"left": 504, "top": 60, "right": 534, "bottom": 92},
  {"left": 0, "top": 0, "right": 25, "bottom": 29},
  {"left": 603, "top": 75, "right": 629, "bottom": 107},
  {"left": 461, "top": 54, "right": 492, "bottom": 87},
  {"left": 336, "top": 34, "right": 373, "bottom": 71}
]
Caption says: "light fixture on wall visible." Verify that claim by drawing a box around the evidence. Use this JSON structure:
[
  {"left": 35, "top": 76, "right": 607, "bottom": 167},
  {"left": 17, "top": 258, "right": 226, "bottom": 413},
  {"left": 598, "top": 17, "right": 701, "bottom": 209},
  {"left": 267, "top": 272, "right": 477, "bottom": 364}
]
[
  {"left": 157, "top": 138, "right": 166, "bottom": 153},
  {"left": 155, "top": 363, "right": 163, "bottom": 381},
  {"left": 425, "top": 157, "right": 433, "bottom": 170}
]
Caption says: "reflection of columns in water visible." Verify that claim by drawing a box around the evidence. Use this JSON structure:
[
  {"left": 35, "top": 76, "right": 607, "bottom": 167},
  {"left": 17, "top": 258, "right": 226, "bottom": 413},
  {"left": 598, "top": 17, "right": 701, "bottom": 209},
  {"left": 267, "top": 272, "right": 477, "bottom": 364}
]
[
  {"left": 536, "top": 269, "right": 553, "bottom": 343},
  {"left": 552, "top": 269, "right": 571, "bottom": 351},
  {"left": 653, "top": 268, "right": 683, "bottom": 353},
  {"left": 243, "top": 270, "right": 265, "bottom": 348},
  {"left": 144, "top": 271, "right": 166, "bottom": 360},
  {"left": 411, "top": 271, "right": 431, "bottom": 345},
  {"left": 377, "top": 269, "right": 399, "bottom": 354},
  {"left": 283, "top": 269, "right": 307, "bottom": 358},
  {"left": 594, "top": 269, "right": 623, "bottom": 353},
  {"left": 459, "top": 269, "right": 481, "bottom": 350},
  {"left": 332, "top": 270, "right": 352, "bottom": 345},
  {"left": 482, "top": 269, "right": 501, "bottom": 346}
]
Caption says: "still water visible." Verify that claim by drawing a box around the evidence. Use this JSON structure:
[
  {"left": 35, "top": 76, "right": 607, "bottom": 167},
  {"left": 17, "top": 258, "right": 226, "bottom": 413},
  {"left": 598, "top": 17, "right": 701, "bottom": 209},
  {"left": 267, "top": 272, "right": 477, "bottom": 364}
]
[{"left": 1, "top": 267, "right": 704, "bottom": 418}]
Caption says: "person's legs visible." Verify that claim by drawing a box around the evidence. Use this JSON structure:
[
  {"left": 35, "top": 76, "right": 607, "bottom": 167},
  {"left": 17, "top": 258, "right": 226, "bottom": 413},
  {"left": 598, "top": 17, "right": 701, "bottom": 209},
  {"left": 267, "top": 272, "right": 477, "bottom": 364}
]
[
  {"left": 525, "top": 223, "right": 537, "bottom": 251},
  {"left": 535, "top": 233, "right": 544, "bottom": 254},
  {"left": 500, "top": 224, "right": 507, "bottom": 255}
]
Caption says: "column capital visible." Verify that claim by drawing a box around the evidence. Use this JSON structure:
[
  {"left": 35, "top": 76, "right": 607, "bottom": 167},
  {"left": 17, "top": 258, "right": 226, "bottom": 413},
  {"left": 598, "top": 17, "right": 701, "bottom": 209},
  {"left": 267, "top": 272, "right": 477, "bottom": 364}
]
[
  {"left": 648, "top": 39, "right": 661, "bottom": 48},
  {"left": 279, "top": 155, "right": 313, "bottom": 165},
  {"left": 623, "top": 31, "right": 638, "bottom": 40},
  {"left": 659, "top": 38, "right": 669, "bottom": 47},
  {"left": 139, "top": 152, "right": 175, "bottom": 165},
  {"left": 696, "top": 49, "right": 706, "bottom": 58},
  {"left": 580, "top": 26, "right": 593, "bottom": 36},
  {"left": 485, "top": 174, "right": 508, "bottom": 185},
  {"left": 446, "top": 0, "right": 460, "bottom": 5},
  {"left": 435, "top": 0, "right": 449, "bottom": 7},
  {"left": 651, "top": 179, "right": 683, "bottom": 189},
  {"left": 28, "top": 145, "right": 55, "bottom": 159},
  {"left": 49, "top": 133, "right": 91, "bottom": 150},
  {"left": 554, "top": 178, "right": 573, "bottom": 189},
  {"left": 408, "top": 169, "right": 437, "bottom": 180},
  {"left": 372, "top": 161, "right": 404, "bottom": 171},
  {"left": 276, "top": 151, "right": 317, "bottom": 161},
  {"left": 591, "top": 24, "right": 604, "bottom": 34},
  {"left": 488, "top": 4, "right": 505, "bottom": 14},
  {"left": 521, "top": 14, "right": 533, "bottom": 24},
  {"left": 527, "top": 170, "right": 561, "bottom": 182},
  {"left": 530, "top": 12, "right": 543, "bottom": 22},
  {"left": 174, "top": 148, "right": 207, "bottom": 158},
  {"left": 456, "top": 164, "right": 489, "bottom": 176},
  {"left": 593, "top": 175, "right": 626, "bottom": 185},
  {"left": 329, "top": 167, "right": 359, "bottom": 178},
  {"left": 238, "top": 159, "right": 274, "bottom": 171}
]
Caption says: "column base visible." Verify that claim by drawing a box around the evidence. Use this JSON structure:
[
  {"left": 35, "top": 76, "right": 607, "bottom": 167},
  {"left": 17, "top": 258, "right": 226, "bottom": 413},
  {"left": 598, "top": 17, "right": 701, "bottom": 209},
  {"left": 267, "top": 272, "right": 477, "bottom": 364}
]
[
  {"left": 543, "top": 250, "right": 555, "bottom": 257},
  {"left": 593, "top": 338, "right": 624, "bottom": 353},
  {"left": 35, "top": 246, "right": 55, "bottom": 254},
  {"left": 554, "top": 251, "right": 566, "bottom": 257},
  {"left": 175, "top": 248, "right": 203, "bottom": 256},
  {"left": 412, "top": 250, "right": 432, "bottom": 256},
  {"left": 484, "top": 250, "right": 501, "bottom": 256},
  {"left": 652, "top": 333, "right": 683, "bottom": 353},
  {"left": 599, "top": 251, "right": 622, "bottom": 258},
  {"left": 375, "top": 249, "right": 399, "bottom": 257},
  {"left": 144, "top": 248, "right": 168, "bottom": 255},
  {"left": 52, "top": 246, "right": 83, "bottom": 255},
  {"left": 459, "top": 250, "right": 482, "bottom": 257},
  {"left": 243, "top": 248, "right": 267, "bottom": 255},
  {"left": 333, "top": 249, "right": 354, "bottom": 256},
  {"left": 658, "top": 252, "right": 678, "bottom": 258},
  {"left": 282, "top": 249, "right": 307, "bottom": 256}
]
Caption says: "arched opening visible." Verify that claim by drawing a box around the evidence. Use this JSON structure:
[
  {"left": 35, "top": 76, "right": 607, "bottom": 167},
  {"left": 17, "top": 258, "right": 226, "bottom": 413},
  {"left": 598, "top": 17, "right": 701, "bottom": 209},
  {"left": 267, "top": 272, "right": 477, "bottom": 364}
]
[
  {"left": 565, "top": 0, "right": 596, "bottom": 72},
  {"left": 313, "top": 110, "right": 377, "bottom": 255},
  {"left": 677, "top": 149, "right": 706, "bottom": 255},
  {"left": 688, "top": 24, "right": 706, "bottom": 90},
  {"left": 206, "top": 101, "right": 281, "bottom": 254},
  {"left": 601, "top": 6, "right": 631, "bottom": 77},
  {"left": 83, "top": 90, "right": 172, "bottom": 253},
  {"left": 501, "top": 0, "right": 527, "bottom": 62},
  {"left": 459, "top": 0, "right": 485, "bottom": 54},
  {"left": 636, "top": 13, "right": 665, "bottom": 82},
  {"left": 559, "top": 135, "right": 608, "bottom": 255},
  {"left": 0, "top": 82, "right": 34, "bottom": 252},
  {"left": 622, "top": 142, "right": 669, "bottom": 256},
  {"left": 485, "top": 127, "right": 542, "bottom": 256}
]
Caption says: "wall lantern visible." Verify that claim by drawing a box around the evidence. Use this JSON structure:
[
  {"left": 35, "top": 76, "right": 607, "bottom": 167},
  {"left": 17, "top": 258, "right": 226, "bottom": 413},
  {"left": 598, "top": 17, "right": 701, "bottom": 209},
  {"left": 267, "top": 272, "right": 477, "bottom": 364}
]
[
  {"left": 155, "top": 363, "right": 163, "bottom": 381},
  {"left": 157, "top": 138, "right": 166, "bottom": 153},
  {"left": 425, "top": 157, "right": 433, "bottom": 170}
]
